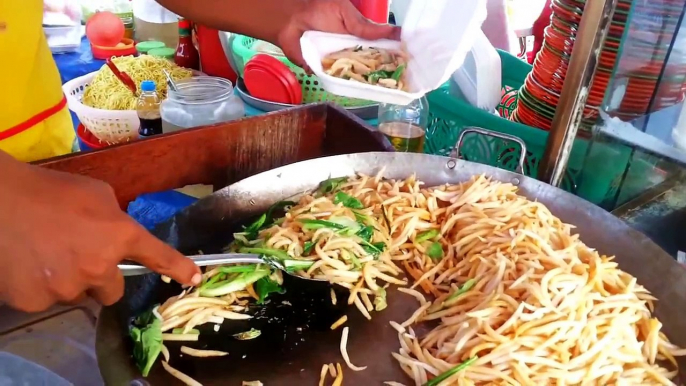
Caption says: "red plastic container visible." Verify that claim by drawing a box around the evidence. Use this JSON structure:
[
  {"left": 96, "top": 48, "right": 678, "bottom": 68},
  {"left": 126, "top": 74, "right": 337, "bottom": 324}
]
[
  {"left": 196, "top": 25, "right": 238, "bottom": 83},
  {"left": 350, "top": 0, "right": 389, "bottom": 24},
  {"left": 77, "top": 124, "right": 107, "bottom": 151}
]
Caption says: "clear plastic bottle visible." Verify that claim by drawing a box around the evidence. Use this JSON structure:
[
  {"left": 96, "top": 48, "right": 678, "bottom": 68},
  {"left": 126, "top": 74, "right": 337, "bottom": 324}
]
[
  {"left": 377, "top": 96, "right": 430, "bottom": 153},
  {"left": 137, "top": 80, "right": 163, "bottom": 138}
]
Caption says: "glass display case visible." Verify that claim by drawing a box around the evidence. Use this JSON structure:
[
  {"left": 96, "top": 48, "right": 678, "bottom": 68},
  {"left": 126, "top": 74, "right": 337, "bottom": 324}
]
[{"left": 572, "top": 0, "right": 686, "bottom": 257}]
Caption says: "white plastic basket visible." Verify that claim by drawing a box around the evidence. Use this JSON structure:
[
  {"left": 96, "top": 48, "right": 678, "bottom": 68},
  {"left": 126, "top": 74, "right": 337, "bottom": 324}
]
[
  {"left": 62, "top": 72, "right": 139, "bottom": 144},
  {"left": 300, "top": 0, "right": 488, "bottom": 106}
]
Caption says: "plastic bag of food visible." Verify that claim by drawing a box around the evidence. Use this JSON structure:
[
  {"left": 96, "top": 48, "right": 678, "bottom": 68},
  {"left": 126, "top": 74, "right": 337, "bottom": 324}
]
[{"left": 300, "top": 0, "right": 488, "bottom": 105}]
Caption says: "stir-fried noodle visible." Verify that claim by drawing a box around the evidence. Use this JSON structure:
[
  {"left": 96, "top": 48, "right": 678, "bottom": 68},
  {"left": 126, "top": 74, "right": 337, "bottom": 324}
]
[{"left": 133, "top": 171, "right": 686, "bottom": 385}]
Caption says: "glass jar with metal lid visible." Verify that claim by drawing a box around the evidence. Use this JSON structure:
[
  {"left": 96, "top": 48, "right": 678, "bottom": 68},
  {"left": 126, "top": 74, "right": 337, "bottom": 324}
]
[{"left": 160, "top": 77, "right": 245, "bottom": 133}]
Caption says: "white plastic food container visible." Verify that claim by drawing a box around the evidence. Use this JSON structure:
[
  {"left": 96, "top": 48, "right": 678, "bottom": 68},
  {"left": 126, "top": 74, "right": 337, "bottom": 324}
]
[{"left": 300, "top": 0, "right": 488, "bottom": 105}]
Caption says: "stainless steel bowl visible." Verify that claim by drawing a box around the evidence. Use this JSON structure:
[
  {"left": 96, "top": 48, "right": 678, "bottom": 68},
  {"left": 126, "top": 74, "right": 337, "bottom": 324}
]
[{"left": 235, "top": 78, "right": 379, "bottom": 120}]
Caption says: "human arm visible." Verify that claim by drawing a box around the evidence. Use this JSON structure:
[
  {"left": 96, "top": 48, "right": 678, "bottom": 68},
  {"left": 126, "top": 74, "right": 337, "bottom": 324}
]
[
  {"left": 155, "top": 0, "right": 400, "bottom": 66},
  {"left": 0, "top": 151, "right": 201, "bottom": 312}
]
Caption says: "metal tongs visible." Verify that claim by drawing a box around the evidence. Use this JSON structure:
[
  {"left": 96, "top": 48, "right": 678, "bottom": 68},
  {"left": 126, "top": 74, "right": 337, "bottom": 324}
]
[
  {"left": 105, "top": 58, "right": 137, "bottom": 95},
  {"left": 118, "top": 253, "right": 324, "bottom": 281}
]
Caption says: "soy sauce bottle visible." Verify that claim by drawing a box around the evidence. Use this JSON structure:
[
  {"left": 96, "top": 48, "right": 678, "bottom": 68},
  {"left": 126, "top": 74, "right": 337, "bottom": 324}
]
[{"left": 137, "top": 80, "right": 163, "bottom": 138}]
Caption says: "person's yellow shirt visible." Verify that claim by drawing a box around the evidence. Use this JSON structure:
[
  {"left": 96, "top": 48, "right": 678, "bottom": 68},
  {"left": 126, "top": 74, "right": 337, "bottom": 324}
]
[{"left": 0, "top": 0, "right": 76, "bottom": 162}]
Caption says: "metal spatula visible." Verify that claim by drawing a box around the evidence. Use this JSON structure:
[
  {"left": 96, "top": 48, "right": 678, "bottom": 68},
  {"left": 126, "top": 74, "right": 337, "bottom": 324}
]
[{"left": 118, "top": 253, "right": 324, "bottom": 281}]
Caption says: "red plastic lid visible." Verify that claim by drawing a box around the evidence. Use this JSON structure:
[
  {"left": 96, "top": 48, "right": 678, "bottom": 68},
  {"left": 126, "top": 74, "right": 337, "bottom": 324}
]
[
  {"left": 77, "top": 124, "right": 106, "bottom": 150},
  {"left": 244, "top": 54, "right": 302, "bottom": 104}
]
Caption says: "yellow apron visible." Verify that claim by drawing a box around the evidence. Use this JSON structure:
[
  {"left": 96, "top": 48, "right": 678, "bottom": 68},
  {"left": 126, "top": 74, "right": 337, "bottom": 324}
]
[{"left": 0, "top": 0, "right": 76, "bottom": 162}]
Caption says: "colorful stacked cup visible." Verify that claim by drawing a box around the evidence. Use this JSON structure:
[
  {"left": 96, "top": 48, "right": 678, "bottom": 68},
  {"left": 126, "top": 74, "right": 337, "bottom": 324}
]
[{"left": 512, "top": 0, "right": 686, "bottom": 134}]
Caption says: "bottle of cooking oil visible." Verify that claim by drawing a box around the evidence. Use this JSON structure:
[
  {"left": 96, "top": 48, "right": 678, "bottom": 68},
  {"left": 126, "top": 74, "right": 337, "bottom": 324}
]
[
  {"left": 377, "top": 96, "right": 429, "bottom": 153},
  {"left": 137, "top": 80, "right": 163, "bottom": 138}
]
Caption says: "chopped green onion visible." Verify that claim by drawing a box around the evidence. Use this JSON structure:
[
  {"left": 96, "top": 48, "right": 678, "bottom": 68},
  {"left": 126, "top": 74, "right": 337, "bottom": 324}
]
[
  {"left": 416, "top": 229, "right": 440, "bottom": 243},
  {"left": 199, "top": 268, "right": 270, "bottom": 297},
  {"left": 391, "top": 64, "right": 406, "bottom": 81},
  {"left": 303, "top": 241, "right": 316, "bottom": 255},
  {"left": 218, "top": 265, "right": 258, "bottom": 274},
  {"left": 426, "top": 242, "right": 443, "bottom": 260},
  {"left": 238, "top": 247, "right": 291, "bottom": 261},
  {"left": 243, "top": 213, "right": 266, "bottom": 240},
  {"left": 172, "top": 328, "right": 199, "bottom": 335},
  {"left": 352, "top": 210, "right": 368, "bottom": 223},
  {"left": 234, "top": 328, "right": 261, "bottom": 340},
  {"left": 283, "top": 259, "right": 315, "bottom": 272},
  {"left": 299, "top": 219, "right": 347, "bottom": 231},
  {"left": 334, "top": 191, "right": 364, "bottom": 209},
  {"left": 445, "top": 279, "right": 477, "bottom": 303},
  {"left": 423, "top": 357, "right": 478, "bottom": 386},
  {"left": 200, "top": 272, "right": 224, "bottom": 290}
]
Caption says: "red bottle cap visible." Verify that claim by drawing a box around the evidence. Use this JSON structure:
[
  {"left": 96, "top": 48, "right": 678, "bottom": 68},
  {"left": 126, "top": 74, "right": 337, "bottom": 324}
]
[{"left": 178, "top": 19, "right": 192, "bottom": 29}]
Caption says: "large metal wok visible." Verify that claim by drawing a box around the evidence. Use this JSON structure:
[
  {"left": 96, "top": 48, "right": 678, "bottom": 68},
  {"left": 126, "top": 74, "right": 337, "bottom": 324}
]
[{"left": 96, "top": 129, "right": 686, "bottom": 385}]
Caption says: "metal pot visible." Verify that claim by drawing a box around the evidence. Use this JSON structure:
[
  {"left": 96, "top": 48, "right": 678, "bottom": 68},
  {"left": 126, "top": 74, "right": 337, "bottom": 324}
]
[{"left": 96, "top": 129, "right": 686, "bottom": 385}]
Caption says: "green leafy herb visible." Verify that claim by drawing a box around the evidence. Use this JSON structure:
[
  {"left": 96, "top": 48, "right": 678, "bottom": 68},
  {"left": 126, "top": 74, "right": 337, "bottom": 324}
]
[
  {"left": 130, "top": 317, "right": 162, "bottom": 377},
  {"left": 334, "top": 191, "right": 364, "bottom": 209},
  {"left": 303, "top": 241, "right": 316, "bottom": 255},
  {"left": 426, "top": 242, "right": 443, "bottom": 260},
  {"left": 423, "top": 356, "right": 478, "bottom": 386},
  {"left": 133, "top": 309, "right": 156, "bottom": 328},
  {"left": 316, "top": 177, "right": 348, "bottom": 196},
  {"left": 445, "top": 279, "right": 477, "bottom": 303},
  {"left": 416, "top": 229, "right": 440, "bottom": 243},
  {"left": 171, "top": 328, "right": 199, "bottom": 335},
  {"left": 199, "top": 267, "right": 270, "bottom": 297},
  {"left": 238, "top": 247, "right": 291, "bottom": 261},
  {"left": 391, "top": 64, "right": 406, "bottom": 81},
  {"left": 234, "top": 328, "right": 262, "bottom": 340},
  {"left": 356, "top": 226, "right": 374, "bottom": 243},
  {"left": 254, "top": 277, "right": 285, "bottom": 304},
  {"left": 366, "top": 69, "right": 394, "bottom": 84},
  {"left": 361, "top": 241, "right": 386, "bottom": 257},
  {"left": 283, "top": 259, "right": 315, "bottom": 272},
  {"left": 218, "top": 264, "right": 259, "bottom": 274}
]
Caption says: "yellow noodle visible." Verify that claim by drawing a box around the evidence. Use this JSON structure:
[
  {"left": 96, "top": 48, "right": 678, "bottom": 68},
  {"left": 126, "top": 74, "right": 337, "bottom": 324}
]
[{"left": 82, "top": 55, "right": 192, "bottom": 110}]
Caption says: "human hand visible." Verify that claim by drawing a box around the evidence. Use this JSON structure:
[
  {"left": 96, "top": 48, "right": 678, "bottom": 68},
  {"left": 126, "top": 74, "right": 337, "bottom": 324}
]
[
  {"left": 277, "top": 0, "right": 401, "bottom": 69},
  {"left": 0, "top": 155, "right": 201, "bottom": 313}
]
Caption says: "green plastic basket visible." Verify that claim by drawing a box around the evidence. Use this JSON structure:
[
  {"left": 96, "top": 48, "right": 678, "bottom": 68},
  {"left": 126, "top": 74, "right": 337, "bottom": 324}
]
[
  {"left": 424, "top": 50, "right": 649, "bottom": 209},
  {"left": 231, "top": 35, "right": 374, "bottom": 107}
]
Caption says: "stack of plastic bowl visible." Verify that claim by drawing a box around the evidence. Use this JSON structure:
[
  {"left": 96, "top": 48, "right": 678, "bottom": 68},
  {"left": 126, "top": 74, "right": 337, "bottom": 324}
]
[{"left": 511, "top": 0, "right": 686, "bottom": 134}]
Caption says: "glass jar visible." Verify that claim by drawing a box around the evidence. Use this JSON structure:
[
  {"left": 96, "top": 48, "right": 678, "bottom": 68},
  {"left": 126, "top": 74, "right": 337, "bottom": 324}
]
[
  {"left": 377, "top": 96, "right": 430, "bottom": 153},
  {"left": 161, "top": 77, "right": 245, "bottom": 133}
]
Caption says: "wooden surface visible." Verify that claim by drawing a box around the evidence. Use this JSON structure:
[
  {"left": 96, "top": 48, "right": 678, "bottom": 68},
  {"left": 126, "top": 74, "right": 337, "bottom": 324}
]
[{"left": 35, "top": 104, "right": 393, "bottom": 209}]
